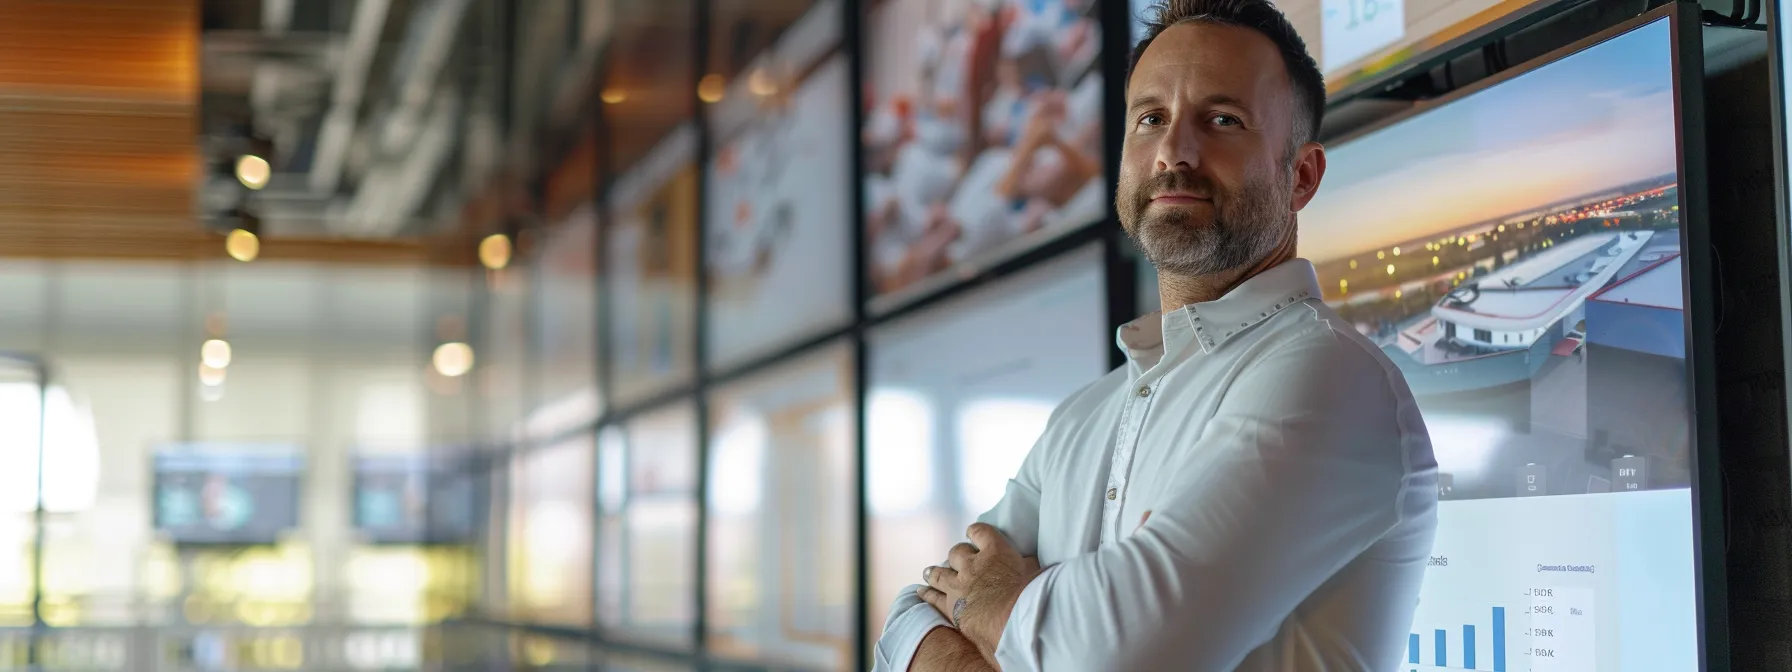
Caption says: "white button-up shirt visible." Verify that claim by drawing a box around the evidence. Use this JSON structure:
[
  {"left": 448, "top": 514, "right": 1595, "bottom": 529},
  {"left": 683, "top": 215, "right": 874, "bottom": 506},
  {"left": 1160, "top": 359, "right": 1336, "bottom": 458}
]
[{"left": 873, "top": 259, "right": 1438, "bottom": 671}]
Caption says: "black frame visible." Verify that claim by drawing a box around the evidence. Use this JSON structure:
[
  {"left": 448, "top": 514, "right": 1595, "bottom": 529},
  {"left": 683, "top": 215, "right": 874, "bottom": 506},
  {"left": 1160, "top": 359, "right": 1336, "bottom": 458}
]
[
  {"left": 465, "top": 1, "right": 1730, "bottom": 671},
  {"left": 1321, "top": 4, "right": 1725, "bottom": 670}
]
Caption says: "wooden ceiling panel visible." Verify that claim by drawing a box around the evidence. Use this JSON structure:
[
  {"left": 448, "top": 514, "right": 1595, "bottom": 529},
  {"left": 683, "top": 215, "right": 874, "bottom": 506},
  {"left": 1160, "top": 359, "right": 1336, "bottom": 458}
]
[{"left": 0, "top": 0, "right": 442, "bottom": 265}]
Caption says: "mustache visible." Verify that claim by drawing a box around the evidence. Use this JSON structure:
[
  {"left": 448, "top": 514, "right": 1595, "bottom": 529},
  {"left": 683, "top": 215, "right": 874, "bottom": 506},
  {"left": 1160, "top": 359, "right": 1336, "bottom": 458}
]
[{"left": 1135, "top": 170, "right": 1216, "bottom": 201}]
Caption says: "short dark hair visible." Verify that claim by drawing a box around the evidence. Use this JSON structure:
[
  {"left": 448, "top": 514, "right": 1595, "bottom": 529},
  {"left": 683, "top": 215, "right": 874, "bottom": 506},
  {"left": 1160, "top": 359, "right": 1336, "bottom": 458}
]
[{"left": 1127, "top": 0, "right": 1327, "bottom": 145}]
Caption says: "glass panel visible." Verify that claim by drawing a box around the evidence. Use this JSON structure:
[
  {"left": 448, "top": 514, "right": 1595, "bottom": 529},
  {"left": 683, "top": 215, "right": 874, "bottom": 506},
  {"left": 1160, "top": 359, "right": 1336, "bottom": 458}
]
[{"left": 704, "top": 343, "right": 855, "bottom": 669}]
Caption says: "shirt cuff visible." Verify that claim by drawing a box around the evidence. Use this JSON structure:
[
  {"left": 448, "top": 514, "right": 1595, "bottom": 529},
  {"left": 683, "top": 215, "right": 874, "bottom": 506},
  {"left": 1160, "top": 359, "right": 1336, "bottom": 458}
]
[
  {"left": 873, "top": 593, "right": 953, "bottom": 672},
  {"left": 994, "top": 564, "right": 1059, "bottom": 672}
]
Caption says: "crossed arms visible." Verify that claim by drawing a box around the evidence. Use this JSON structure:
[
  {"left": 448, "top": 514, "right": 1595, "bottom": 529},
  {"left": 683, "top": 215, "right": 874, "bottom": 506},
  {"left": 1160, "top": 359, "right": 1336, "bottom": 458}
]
[{"left": 872, "top": 336, "right": 1417, "bottom": 671}]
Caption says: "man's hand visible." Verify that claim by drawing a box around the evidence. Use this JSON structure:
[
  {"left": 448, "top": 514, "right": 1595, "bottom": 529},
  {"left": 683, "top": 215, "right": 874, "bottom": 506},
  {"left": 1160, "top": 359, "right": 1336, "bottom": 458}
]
[{"left": 916, "top": 523, "right": 1045, "bottom": 656}]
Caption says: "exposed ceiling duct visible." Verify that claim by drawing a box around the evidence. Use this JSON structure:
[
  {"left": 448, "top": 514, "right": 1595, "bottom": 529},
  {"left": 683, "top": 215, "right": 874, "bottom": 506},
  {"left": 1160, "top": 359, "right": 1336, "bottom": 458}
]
[{"left": 200, "top": 0, "right": 498, "bottom": 240}]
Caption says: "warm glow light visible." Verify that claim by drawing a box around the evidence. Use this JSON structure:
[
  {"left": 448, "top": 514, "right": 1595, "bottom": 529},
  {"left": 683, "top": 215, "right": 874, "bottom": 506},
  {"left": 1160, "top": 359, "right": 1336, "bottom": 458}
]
[
  {"left": 698, "top": 74, "right": 727, "bottom": 103},
  {"left": 235, "top": 155, "right": 271, "bottom": 190},
  {"left": 1498, "top": 224, "right": 1506, "bottom": 233},
  {"left": 600, "top": 89, "right": 627, "bottom": 104},
  {"left": 1377, "top": 250, "right": 1386, "bottom": 260},
  {"left": 478, "top": 234, "right": 512, "bottom": 270},
  {"left": 748, "top": 68, "right": 777, "bottom": 97},
  {"left": 198, "top": 363, "right": 227, "bottom": 387},
  {"left": 1386, "top": 264, "right": 1396, "bottom": 276},
  {"left": 1395, "top": 290, "right": 1404, "bottom": 299},
  {"left": 432, "top": 342, "right": 475, "bottom": 377},
  {"left": 1348, "top": 260, "right": 1357, "bottom": 270},
  {"left": 226, "top": 229, "right": 260, "bottom": 262},
  {"left": 1432, "top": 256, "right": 1440, "bottom": 266},
  {"left": 1392, "top": 246, "right": 1401, "bottom": 256},
  {"left": 201, "top": 339, "right": 232, "bottom": 369},
  {"left": 1339, "top": 279, "right": 1348, "bottom": 293}
]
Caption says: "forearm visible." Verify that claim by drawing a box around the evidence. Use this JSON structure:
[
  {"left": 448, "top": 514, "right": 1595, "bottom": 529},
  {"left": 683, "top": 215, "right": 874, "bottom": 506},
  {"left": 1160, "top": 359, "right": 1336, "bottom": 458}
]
[{"left": 911, "top": 626, "right": 998, "bottom": 672}]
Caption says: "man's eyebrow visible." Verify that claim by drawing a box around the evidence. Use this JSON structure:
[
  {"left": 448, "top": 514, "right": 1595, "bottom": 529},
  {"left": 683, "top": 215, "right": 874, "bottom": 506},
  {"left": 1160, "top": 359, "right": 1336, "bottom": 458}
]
[
  {"left": 1126, "top": 95, "right": 1164, "bottom": 115},
  {"left": 1126, "top": 93, "right": 1255, "bottom": 115}
]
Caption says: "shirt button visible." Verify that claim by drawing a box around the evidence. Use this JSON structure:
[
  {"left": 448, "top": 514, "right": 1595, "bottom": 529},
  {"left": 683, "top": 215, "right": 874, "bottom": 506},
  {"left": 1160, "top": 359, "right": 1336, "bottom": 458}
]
[
  {"left": 1106, "top": 488, "right": 1118, "bottom": 501},
  {"left": 1136, "top": 386, "right": 1151, "bottom": 397}
]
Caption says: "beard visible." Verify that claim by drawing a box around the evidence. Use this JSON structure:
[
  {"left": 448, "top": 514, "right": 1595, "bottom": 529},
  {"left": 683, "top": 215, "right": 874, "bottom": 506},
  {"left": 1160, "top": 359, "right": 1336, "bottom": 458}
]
[{"left": 1117, "top": 165, "right": 1293, "bottom": 278}]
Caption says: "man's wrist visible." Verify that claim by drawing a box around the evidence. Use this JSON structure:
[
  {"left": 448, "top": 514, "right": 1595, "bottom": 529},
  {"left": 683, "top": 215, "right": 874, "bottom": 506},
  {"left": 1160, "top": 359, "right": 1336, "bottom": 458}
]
[
  {"left": 959, "top": 579, "right": 1029, "bottom": 655},
  {"left": 912, "top": 626, "right": 991, "bottom": 672}
]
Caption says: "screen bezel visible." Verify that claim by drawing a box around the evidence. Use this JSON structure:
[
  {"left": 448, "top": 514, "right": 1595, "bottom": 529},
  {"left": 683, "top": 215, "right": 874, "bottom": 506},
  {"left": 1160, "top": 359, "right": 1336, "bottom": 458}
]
[{"left": 1318, "top": 4, "right": 1723, "bottom": 668}]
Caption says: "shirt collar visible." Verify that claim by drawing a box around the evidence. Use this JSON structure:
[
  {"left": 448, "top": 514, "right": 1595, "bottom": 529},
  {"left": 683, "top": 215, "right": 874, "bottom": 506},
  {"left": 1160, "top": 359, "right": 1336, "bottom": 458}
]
[{"left": 1118, "top": 258, "right": 1324, "bottom": 360}]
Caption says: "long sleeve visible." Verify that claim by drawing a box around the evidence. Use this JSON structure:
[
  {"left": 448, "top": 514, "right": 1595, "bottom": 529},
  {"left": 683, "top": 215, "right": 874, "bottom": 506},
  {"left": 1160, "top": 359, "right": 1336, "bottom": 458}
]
[
  {"left": 872, "top": 382, "right": 1089, "bottom": 672},
  {"left": 993, "top": 333, "right": 1431, "bottom": 671}
]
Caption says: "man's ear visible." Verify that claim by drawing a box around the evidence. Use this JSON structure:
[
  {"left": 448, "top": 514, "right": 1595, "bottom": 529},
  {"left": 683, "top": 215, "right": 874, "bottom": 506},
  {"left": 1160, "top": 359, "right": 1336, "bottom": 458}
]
[{"left": 1290, "top": 142, "right": 1327, "bottom": 212}]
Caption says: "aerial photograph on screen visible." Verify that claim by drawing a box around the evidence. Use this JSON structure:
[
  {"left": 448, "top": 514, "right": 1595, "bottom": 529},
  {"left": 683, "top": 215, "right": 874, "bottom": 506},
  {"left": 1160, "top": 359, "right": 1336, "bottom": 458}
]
[
  {"left": 1302, "top": 19, "right": 1687, "bottom": 502},
  {"left": 1304, "top": 20, "right": 1700, "bottom": 671},
  {"left": 861, "top": 0, "right": 1106, "bottom": 302}
]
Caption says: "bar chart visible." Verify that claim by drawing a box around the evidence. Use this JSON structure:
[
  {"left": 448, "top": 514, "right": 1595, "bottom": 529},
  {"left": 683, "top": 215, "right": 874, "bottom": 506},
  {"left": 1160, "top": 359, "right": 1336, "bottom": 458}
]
[{"left": 1404, "top": 605, "right": 1513, "bottom": 671}]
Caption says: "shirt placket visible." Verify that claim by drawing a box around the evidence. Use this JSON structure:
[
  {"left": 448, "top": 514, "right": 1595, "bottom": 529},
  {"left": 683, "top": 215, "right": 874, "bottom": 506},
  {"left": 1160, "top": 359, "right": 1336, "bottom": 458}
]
[{"left": 1101, "top": 376, "right": 1156, "bottom": 545}]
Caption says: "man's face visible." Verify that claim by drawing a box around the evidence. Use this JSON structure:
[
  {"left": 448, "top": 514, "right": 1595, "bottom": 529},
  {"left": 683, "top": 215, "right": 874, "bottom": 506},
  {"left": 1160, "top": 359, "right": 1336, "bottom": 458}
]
[{"left": 1117, "top": 22, "right": 1316, "bottom": 277}]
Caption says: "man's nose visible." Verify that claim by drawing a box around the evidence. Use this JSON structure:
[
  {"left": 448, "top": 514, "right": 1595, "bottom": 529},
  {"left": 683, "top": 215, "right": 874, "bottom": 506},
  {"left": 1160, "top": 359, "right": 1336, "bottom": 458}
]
[{"left": 1153, "top": 121, "right": 1202, "bottom": 173}]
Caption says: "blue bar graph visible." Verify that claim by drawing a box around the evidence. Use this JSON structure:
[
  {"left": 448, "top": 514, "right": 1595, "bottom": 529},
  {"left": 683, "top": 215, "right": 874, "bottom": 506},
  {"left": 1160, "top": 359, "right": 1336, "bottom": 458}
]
[
  {"left": 1464, "top": 625, "right": 1476, "bottom": 668},
  {"left": 1493, "top": 607, "right": 1506, "bottom": 672},
  {"left": 1409, "top": 606, "right": 1505, "bottom": 671}
]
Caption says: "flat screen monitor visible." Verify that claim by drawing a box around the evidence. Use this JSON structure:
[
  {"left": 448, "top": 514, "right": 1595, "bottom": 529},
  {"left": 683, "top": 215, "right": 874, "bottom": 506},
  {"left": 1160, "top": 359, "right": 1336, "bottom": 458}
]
[
  {"left": 606, "top": 127, "right": 701, "bottom": 404},
  {"left": 529, "top": 203, "right": 603, "bottom": 439},
  {"left": 704, "top": 49, "right": 854, "bottom": 371},
  {"left": 506, "top": 435, "right": 594, "bottom": 628},
  {"left": 597, "top": 401, "right": 701, "bottom": 650},
  {"left": 704, "top": 341, "right": 856, "bottom": 670},
  {"left": 351, "top": 453, "right": 478, "bottom": 545},
  {"left": 153, "top": 444, "right": 303, "bottom": 545},
  {"left": 861, "top": 0, "right": 1107, "bottom": 310},
  {"left": 864, "top": 243, "right": 1109, "bottom": 644},
  {"left": 1300, "top": 8, "right": 1706, "bottom": 668}
]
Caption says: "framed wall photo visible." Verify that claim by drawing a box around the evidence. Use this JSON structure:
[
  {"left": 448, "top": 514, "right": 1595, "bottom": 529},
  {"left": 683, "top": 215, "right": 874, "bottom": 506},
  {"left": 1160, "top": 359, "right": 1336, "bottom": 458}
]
[
  {"left": 860, "top": 0, "right": 1108, "bottom": 311},
  {"left": 863, "top": 243, "right": 1108, "bottom": 645},
  {"left": 529, "top": 204, "right": 603, "bottom": 440},
  {"left": 703, "top": 341, "right": 856, "bottom": 670},
  {"left": 704, "top": 49, "right": 854, "bottom": 371},
  {"left": 606, "top": 127, "right": 702, "bottom": 405}
]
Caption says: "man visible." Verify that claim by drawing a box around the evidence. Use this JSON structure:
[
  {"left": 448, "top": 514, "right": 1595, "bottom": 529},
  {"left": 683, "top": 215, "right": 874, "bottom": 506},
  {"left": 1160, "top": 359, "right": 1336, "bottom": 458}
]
[{"left": 871, "top": 0, "right": 1439, "bottom": 670}]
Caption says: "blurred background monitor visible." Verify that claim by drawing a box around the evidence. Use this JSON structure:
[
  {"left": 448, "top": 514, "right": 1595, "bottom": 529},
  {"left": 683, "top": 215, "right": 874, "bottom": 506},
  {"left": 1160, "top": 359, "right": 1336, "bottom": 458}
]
[
  {"left": 860, "top": 0, "right": 1107, "bottom": 310},
  {"left": 153, "top": 443, "right": 304, "bottom": 546},
  {"left": 351, "top": 452, "right": 479, "bottom": 546},
  {"left": 704, "top": 341, "right": 856, "bottom": 670},
  {"left": 704, "top": 48, "right": 854, "bottom": 371},
  {"left": 863, "top": 242, "right": 1108, "bottom": 645}
]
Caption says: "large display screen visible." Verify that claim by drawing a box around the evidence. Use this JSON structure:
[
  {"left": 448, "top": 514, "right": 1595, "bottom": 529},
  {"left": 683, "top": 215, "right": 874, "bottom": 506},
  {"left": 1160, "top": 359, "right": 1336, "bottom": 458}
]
[
  {"left": 529, "top": 203, "right": 602, "bottom": 439},
  {"left": 704, "top": 51, "right": 854, "bottom": 370},
  {"left": 861, "top": 0, "right": 1107, "bottom": 308},
  {"left": 1301, "top": 16, "right": 1698, "bottom": 669},
  {"left": 153, "top": 444, "right": 303, "bottom": 545},
  {"left": 1295, "top": 0, "right": 1558, "bottom": 90},
  {"left": 351, "top": 453, "right": 478, "bottom": 545},
  {"left": 864, "top": 244, "right": 1108, "bottom": 642},
  {"left": 705, "top": 342, "right": 856, "bottom": 670},
  {"left": 597, "top": 402, "right": 700, "bottom": 649},
  {"left": 606, "top": 127, "right": 700, "bottom": 404},
  {"left": 506, "top": 436, "right": 594, "bottom": 627}
]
